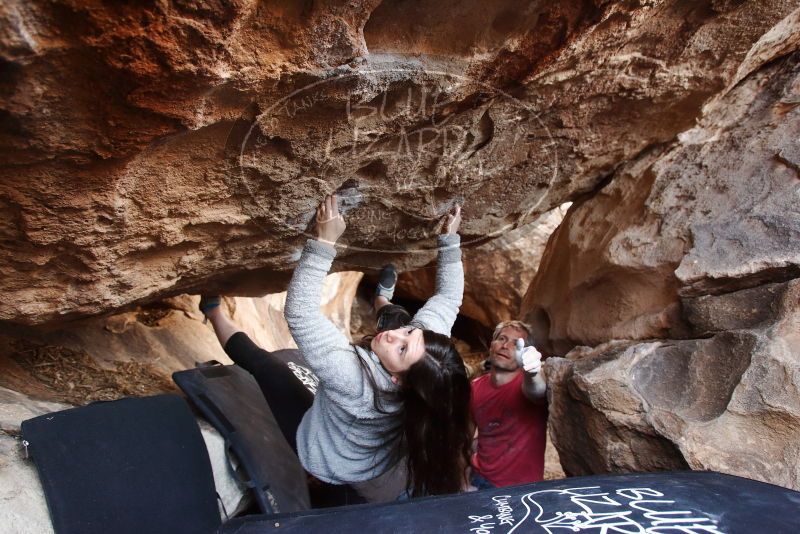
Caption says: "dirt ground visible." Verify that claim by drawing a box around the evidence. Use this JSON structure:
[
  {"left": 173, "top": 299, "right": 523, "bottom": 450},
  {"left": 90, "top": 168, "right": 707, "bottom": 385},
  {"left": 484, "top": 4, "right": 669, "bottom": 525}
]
[{"left": 4, "top": 338, "right": 177, "bottom": 406}]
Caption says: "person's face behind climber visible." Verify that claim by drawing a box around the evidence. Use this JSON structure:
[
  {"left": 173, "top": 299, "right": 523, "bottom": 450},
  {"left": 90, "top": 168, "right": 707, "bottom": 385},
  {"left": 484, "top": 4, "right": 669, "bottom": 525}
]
[{"left": 488, "top": 325, "right": 528, "bottom": 372}]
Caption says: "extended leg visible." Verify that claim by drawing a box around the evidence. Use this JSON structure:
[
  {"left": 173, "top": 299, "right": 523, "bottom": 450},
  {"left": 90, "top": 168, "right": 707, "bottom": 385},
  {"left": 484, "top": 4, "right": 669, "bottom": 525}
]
[
  {"left": 373, "top": 265, "right": 415, "bottom": 332},
  {"left": 373, "top": 264, "right": 397, "bottom": 312},
  {"left": 222, "top": 333, "right": 313, "bottom": 453},
  {"left": 204, "top": 305, "right": 241, "bottom": 347},
  {"left": 200, "top": 296, "right": 313, "bottom": 453}
]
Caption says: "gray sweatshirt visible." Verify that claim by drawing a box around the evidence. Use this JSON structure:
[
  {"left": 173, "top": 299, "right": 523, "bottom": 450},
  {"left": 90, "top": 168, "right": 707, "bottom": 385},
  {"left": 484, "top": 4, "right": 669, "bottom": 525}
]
[{"left": 284, "top": 234, "right": 463, "bottom": 486}]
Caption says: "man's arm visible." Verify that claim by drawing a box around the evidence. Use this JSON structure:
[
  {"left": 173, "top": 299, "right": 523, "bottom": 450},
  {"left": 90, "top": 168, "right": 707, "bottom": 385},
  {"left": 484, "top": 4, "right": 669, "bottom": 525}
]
[
  {"left": 521, "top": 368, "right": 547, "bottom": 403},
  {"left": 517, "top": 339, "right": 547, "bottom": 403}
]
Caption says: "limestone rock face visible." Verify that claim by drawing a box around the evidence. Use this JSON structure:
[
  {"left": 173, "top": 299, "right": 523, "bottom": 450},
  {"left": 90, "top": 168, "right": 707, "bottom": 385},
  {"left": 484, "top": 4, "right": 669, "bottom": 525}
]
[
  {"left": 530, "top": 8, "right": 800, "bottom": 489},
  {"left": 2, "top": 1, "right": 796, "bottom": 326},
  {"left": 525, "top": 8, "right": 800, "bottom": 353},
  {"left": 546, "top": 279, "right": 800, "bottom": 488},
  {"left": 0, "top": 272, "right": 360, "bottom": 404}
]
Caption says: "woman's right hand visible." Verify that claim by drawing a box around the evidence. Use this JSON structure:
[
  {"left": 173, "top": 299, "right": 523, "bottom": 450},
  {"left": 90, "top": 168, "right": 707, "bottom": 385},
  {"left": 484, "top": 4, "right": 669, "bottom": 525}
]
[
  {"left": 316, "top": 194, "right": 346, "bottom": 245},
  {"left": 443, "top": 203, "right": 462, "bottom": 235}
]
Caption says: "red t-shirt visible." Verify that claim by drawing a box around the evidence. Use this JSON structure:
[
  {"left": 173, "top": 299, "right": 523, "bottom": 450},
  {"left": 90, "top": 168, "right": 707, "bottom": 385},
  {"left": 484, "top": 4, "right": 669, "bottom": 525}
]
[{"left": 470, "top": 371, "right": 548, "bottom": 487}]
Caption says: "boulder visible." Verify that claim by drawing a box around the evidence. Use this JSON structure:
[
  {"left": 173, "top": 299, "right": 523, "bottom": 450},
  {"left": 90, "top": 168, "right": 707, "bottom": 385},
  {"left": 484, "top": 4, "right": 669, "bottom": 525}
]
[
  {"left": 2, "top": 0, "right": 798, "bottom": 502},
  {"left": 532, "top": 7, "right": 800, "bottom": 489},
  {"left": 0, "top": 272, "right": 361, "bottom": 405},
  {"left": 1, "top": 1, "right": 795, "bottom": 326},
  {"left": 546, "top": 279, "right": 800, "bottom": 489},
  {"left": 524, "top": 8, "right": 800, "bottom": 354}
]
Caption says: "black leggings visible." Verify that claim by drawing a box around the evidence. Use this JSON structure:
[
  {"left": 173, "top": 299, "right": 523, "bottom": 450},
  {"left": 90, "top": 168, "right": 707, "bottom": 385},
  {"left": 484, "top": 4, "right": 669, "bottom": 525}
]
[
  {"left": 223, "top": 332, "right": 365, "bottom": 507},
  {"left": 223, "top": 332, "right": 313, "bottom": 454}
]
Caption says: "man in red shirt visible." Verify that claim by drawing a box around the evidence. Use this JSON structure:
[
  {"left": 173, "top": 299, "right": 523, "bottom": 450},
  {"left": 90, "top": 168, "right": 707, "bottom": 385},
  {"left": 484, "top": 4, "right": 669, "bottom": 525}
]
[{"left": 470, "top": 320, "right": 547, "bottom": 489}]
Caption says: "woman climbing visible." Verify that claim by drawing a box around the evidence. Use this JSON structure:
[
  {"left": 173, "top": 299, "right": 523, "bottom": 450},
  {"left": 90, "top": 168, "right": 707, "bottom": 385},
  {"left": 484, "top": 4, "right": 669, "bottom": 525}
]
[{"left": 201, "top": 194, "right": 471, "bottom": 503}]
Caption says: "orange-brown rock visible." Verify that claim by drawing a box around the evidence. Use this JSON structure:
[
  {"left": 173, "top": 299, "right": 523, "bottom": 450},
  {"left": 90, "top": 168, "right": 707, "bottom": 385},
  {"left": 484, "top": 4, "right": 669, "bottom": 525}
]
[
  {"left": 524, "top": 6, "right": 800, "bottom": 355},
  {"left": 0, "top": 272, "right": 361, "bottom": 405},
  {"left": 531, "top": 8, "right": 800, "bottom": 489},
  {"left": 2, "top": 1, "right": 795, "bottom": 326},
  {"left": 546, "top": 279, "right": 800, "bottom": 489},
  {"left": 2, "top": 0, "right": 799, "bottom": 500}
]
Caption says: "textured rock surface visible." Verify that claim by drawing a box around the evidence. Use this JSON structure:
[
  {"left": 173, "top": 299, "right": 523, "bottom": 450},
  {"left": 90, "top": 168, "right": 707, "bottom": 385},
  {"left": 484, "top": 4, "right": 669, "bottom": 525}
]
[
  {"left": 2, "top": 0, "right": 799, "bottom": 499},
  {"left": 0, "top": 272, "right": 360, "bottom": 403},
  {"left": 0, "top": 382, "right": 70, "bottom": 532},
  {"left": 525, "top": 8, "right": 800, "bottom": 353},
  {"left": 2, "top": 1, "right": 796, "bottom": 326},
  {"left": 532, "top": 7, "right": 800, "bottom": 489},
  {"left": 546, "top": 279, "right": 800, "bottom": 488}
]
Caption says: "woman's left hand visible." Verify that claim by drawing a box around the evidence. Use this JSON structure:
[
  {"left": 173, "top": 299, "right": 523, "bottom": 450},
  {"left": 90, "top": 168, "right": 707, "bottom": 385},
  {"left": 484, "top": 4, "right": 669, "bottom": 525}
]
[
  {"left": 443, "top": 203, "right": 461, "bottom": 235},
  {"left": 316, "top": 194, "right": 346, "bottom": 245}
]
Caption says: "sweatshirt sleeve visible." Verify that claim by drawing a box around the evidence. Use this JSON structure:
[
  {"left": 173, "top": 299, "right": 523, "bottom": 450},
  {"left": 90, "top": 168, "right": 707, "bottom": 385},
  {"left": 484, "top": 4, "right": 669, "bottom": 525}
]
[
  {"left": 410, "top": 234, "right": 464, "bottom": 336},
  {"left": 284, "top": 239, "right": 364, "bottom": 398}
]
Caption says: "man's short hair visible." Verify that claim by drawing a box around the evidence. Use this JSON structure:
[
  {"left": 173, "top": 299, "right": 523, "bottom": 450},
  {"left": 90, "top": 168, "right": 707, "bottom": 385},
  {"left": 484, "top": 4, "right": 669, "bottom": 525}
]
[{"left": 492, "top": 320, "right": 533, "bottom": 343}]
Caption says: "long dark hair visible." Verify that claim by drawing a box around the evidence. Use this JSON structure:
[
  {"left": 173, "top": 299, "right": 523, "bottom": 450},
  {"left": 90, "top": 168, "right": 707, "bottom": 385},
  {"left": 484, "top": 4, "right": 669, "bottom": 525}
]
[
  {"left": 401, "top": 330, "right": 472, "bottom": 497},
  {"left": 356, "top": 330, "right": 472, "bottom": 497}
]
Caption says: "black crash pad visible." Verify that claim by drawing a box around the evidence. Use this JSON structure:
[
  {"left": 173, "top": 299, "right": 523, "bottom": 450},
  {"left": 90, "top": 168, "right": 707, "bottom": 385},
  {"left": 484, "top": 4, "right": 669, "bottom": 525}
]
[
  {"left": 21, "top": 395, "right": 220, "bottom": 534},
  {"left": 218, "top": 471, "right": 800, "bottom": 533},
  {"left": 173, "top": 354, "right": 313, "bottom": 515},
  {"left": 268, "top": 348, "right": 320, "bottom": 395}
]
